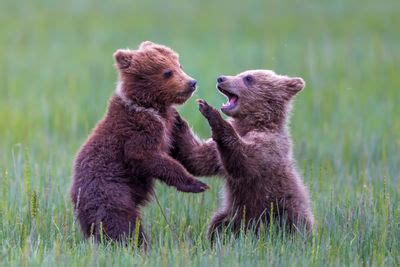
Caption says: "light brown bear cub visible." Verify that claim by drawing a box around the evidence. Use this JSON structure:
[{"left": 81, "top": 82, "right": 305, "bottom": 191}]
[{"left": 173, "top": 70, "right": 314, "bottom": 240}]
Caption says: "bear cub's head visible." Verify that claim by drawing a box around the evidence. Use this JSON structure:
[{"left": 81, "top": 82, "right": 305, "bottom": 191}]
[
  {"left": 114, "top": 41, "right": 197, "bottom": 107},
  {"left": 216, "top": 70, "right": 305, "bottom": 119}
]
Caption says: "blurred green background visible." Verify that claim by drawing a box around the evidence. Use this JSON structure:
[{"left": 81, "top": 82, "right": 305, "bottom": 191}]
[{"left": 0, "top": 0, "right": 399, "bottom": 266}]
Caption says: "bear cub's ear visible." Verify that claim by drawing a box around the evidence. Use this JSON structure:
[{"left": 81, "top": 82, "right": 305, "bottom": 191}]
[
  {"left": 139, "top": 41, "right": 155, "bottom": 50},
  {"left": 113, "top": 49, "right": 133, "bottom": 69},
  {"left": 285, "top": 77, "right": 305, "bottom": 95}
]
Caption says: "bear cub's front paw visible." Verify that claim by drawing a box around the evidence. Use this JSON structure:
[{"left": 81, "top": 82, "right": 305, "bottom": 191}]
[
  {"left": 176, "top": 179, "right": 209, "bottom": 193},
  {"left": 174, "top": 113, "right": 190, "bottom": 132},
  {"left": 197, "top": 99, "right": 219, "bottom": 120}
]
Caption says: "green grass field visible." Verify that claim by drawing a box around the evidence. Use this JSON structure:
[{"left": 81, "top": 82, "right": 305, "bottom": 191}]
[{"left": 1, "top": 0, "right": 399, "bottom": 266}]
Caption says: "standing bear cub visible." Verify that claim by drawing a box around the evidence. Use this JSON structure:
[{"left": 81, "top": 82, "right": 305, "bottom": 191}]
[
  {"left": 173, "top": 70, "right": 314, "bottom": 240},
  {"left": 70, "top": 41, "right": 208, "bottom": 246}
]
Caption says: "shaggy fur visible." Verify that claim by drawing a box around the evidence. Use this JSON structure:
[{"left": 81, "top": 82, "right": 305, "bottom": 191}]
[
  {"left": 172, "top": 70, "right": 314, "bottom": 240},
  {"left": 70, "top": 41, "right": 208, "bottom": 246}
]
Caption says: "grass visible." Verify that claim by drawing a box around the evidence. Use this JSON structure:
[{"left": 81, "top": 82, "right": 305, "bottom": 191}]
[{"left": 0, "top": 0, "right": 399, "bottom": 266}]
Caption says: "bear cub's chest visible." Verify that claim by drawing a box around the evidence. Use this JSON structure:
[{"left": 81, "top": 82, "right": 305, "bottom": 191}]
[
  {"left": 158, "top": 114, "right": 175, "bottom": 153},
  {"left": 161, "top": 122, "right": 173, "bottom": 152}
]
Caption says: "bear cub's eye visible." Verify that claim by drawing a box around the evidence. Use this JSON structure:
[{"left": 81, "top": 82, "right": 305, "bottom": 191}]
[
  {"left": 163, "top": 70, "right": 173, "bottom": 79},
  {"left": 243, "top": 75, "right": 254, "bottom": 85}
]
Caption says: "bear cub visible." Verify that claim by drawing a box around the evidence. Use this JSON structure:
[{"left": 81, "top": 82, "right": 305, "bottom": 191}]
[
  {"left": 173, "top": 70, "right": 314, "bottom": 240},
  {"left": 70, "top": 41, "right": 208, "bottom": 246}
]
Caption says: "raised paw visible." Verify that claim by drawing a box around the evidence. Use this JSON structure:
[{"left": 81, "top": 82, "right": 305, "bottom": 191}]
[
  {"left": 197, "top": 99, "right": 219, "bottom": 120},
  {"left": 176, "top": 179, "right": 209, "bottom": 193}
]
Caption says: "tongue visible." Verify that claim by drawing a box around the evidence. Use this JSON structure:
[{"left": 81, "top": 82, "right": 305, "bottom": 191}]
[{"left": 222, "top": 95, "right": 238, "bottom": 109}]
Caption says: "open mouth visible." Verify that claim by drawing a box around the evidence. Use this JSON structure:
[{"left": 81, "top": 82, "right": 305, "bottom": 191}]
[{"left": 218, "top": 85, "right": 239, "bottom": 111}]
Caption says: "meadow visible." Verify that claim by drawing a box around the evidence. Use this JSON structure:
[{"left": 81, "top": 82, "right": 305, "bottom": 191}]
[{"left": 0, "top": 0, "right": 399, "bottom": 266}]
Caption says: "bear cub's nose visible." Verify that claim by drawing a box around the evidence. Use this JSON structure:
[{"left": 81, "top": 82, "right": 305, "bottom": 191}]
[
  {"left": 188, "top": 80, "right": 197, "bottom": 91},
  {"left": 217, "top": 76, "right": 226, "bottom": 83}
]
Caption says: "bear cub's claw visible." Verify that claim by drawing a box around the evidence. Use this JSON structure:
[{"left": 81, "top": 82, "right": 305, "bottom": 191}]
[{"left": 177, "top": 179, "right": 209, "bottom": 193}]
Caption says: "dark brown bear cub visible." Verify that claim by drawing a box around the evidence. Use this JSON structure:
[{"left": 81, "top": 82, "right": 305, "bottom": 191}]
[
  {"left": 173, "top": 70, "right": 314, "bottom": 240},
  {"left": 70, "top": 41, "right": 208, "bottom": 246}
]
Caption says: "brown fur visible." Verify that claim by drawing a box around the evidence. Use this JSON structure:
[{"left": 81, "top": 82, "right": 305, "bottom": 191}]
[
  {"left": 172, "top": 70, "right": 314, "bottom": 240},
  {"left": 70, "top": 41, "right": 208, "bottom": 246}
]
